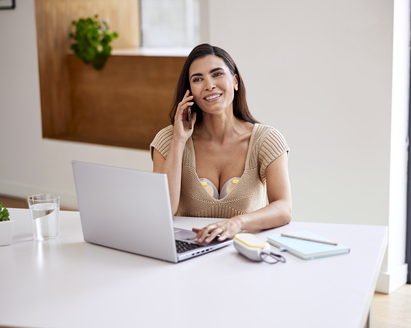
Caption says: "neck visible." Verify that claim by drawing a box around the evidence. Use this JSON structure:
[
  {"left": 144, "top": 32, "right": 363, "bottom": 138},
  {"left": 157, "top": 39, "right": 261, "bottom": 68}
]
[{"left": 196, "top": 107, "right": 243, "bottom": 143}]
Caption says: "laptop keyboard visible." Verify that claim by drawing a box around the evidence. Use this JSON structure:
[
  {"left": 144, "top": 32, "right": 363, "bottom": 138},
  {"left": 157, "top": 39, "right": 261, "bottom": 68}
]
[{"left": 175, "top": 240, "right": 203, "bottom": 254}]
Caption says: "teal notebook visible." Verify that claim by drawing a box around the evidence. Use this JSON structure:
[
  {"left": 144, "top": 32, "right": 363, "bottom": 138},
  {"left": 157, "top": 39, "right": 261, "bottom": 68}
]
[{"left": 267, "top": 231, "right": 350, "bottom": 260}]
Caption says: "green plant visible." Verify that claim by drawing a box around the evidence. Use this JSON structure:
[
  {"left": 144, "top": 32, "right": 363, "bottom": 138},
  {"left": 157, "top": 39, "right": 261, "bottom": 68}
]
[
  {"left": 0, "top": 203, "right": 9, "bottom": 222},
  {"left": 69, "top": 15, "right": 119, "bottom": 70}
]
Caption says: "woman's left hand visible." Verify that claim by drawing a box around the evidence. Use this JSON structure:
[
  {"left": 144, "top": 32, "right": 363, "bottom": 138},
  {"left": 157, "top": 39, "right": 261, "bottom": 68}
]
[{"left": 192, "top": 217, "right": 243, "bottom": 243}]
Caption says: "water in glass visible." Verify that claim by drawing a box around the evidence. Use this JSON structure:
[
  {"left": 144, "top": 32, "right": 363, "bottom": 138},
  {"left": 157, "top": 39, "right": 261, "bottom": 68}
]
[{"left": 30, "top": 203, "right": 60, "bottom": 241}]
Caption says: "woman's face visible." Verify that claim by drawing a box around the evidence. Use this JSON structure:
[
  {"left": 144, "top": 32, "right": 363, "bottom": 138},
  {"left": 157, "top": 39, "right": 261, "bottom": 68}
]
[{"left": 188, "top": 55, "right": 238, "bottom": 116}]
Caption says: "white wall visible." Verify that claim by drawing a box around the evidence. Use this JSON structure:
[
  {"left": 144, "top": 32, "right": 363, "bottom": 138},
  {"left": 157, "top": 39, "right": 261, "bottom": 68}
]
[
  {"left": 0, "top": 0, "right": 153, "bottom": 209},
  {"left": 0, "top": 0, "right": 409, "bottom": 293},
  {"left": 202, "top": 0, "right": 408, "bottom": 293},
  {"left": 381, "top": 0, "right": 410, "bottom": 293},
  {"left": 206, "top": 0, "right": 394, "bottom": 227}
]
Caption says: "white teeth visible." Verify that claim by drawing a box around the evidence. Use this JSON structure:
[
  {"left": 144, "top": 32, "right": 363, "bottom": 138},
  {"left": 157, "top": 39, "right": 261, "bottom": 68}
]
[{"left": 205, "top": 94, "right": 220, "bottom": 100}]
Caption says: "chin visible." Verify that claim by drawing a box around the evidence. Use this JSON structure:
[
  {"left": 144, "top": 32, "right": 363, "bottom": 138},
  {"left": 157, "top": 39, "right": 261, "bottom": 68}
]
[
  {"left": 201, "top": 102, "right": 231, "bottom": 114},
  {"left": 201, "top": 107, "right": 227, "bottom": 116}
]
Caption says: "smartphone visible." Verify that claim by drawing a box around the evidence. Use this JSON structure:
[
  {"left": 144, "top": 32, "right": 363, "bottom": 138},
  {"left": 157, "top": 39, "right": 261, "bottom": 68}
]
[
  {"left": 188, "top": 107, "right": 192, "bottom": 129},
  {"left": 187, "top": 90, "right": 193, "bottom": 129}
]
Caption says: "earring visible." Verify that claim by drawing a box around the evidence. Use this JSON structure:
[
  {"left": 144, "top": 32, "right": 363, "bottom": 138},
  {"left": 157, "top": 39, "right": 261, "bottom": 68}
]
[{"left": 235, "top": 86, "right": 238, "bottom": 91}]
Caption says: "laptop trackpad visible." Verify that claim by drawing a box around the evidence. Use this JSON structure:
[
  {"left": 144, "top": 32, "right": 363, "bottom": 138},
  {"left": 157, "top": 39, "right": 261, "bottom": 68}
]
[{"left": 174, "top": 228, "right": 197, "bottom": 242}]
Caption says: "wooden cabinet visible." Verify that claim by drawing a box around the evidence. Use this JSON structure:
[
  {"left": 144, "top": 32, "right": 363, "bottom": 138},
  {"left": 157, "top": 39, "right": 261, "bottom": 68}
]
[{"left": 35, "top": 0, "right": 185, "bottom": 150}]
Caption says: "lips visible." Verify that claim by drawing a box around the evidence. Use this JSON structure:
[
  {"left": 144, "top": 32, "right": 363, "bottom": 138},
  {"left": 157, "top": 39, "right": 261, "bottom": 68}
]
[{"left": 204, "top": 93, "right": 222, "bottom": 101}]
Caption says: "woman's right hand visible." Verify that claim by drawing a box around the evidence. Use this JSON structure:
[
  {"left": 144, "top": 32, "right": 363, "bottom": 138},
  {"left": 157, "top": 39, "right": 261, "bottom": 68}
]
[{"left": 173, "top": 90, "right": 197, "bottom": 142}]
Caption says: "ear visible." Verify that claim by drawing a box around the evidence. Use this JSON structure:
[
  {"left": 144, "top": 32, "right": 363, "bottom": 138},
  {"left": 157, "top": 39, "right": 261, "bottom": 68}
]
[{"left": 234, "top": 74, "right": 239, "bottom": 91}]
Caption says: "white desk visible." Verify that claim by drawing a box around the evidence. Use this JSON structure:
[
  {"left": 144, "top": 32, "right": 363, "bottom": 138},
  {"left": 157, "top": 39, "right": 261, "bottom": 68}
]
[{"left": 0, "top": 209, "right": 387, "bottom": 328}]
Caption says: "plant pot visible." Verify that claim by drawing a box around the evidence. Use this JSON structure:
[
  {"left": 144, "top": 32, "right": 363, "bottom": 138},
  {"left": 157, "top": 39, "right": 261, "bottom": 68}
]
[{"left": 0, "top": 220, "right": 14, "bottom": 246}]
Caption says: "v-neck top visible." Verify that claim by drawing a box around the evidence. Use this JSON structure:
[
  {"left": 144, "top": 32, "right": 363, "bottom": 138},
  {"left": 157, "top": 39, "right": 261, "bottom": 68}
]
[{"left": 150, "top": 123, "right": 289, "bottom": 218}]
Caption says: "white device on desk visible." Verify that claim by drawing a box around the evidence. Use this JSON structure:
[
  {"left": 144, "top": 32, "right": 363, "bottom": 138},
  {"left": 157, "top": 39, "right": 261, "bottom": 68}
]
[
  {"left": 234, "top": 233, "right": 286, "bottom": 264},
  {"left": 72, "top": 160, "right": 231, "bottom": 263}
]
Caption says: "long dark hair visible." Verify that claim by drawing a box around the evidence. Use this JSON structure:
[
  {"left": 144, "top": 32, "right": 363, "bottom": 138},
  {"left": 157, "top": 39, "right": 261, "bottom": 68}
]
[{"left": 169, "top": 43, "right": 259, "bottom": 125}]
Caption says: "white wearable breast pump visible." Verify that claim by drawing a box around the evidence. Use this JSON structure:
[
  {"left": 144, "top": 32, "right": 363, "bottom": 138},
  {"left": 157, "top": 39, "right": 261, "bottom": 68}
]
[
  {"left": 234, "top": 233, "right": 287, "bottom": 264},
  {"left": 200, "top": 177, "right": 240, "bottom": 199}
]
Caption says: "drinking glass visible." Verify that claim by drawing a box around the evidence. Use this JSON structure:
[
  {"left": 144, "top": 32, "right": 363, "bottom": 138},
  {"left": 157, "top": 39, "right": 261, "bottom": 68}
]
[{"left": 28, "top": 194, "right": 60, "bottom": 241}]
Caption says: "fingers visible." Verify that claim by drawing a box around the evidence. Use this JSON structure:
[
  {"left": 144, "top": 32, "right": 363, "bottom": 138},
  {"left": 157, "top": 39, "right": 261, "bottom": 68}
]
[
  {"left": 193, "top": 226, "right": 208, "bottom": 243},
  {"left": 179, "top": 101, "right": 194, "bottom": 120},
  {"left": 175, "top": 91, "right": 195, "bottom": 131},
  {"left": 193, "top": 222, "right": 227, "bottom": 244},
  {"left": 207, "top": 226, "right": 225, "bottom": 243},
  {"left": 177, "top": 90, "right": 194, "bottom": 116},
  {"left": 217, "top": 229, "right": 227, "bottom": 242},
  {"left": 193, "top": 224, "right": 215, "bottom": 243}
]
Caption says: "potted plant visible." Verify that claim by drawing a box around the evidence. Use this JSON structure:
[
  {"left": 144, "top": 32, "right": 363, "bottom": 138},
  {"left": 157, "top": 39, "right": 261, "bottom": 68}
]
[
  {"left": 0, "top": 203, "right": 13, "bottom": 246},
  {"left": 69, "top": 15, "right": 119, "bottom": 70}
]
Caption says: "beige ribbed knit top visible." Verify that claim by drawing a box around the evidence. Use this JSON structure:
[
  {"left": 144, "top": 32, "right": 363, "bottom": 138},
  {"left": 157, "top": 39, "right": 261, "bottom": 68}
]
[{"left": 150, "top": 124, "right": 289, "bottom": 218}]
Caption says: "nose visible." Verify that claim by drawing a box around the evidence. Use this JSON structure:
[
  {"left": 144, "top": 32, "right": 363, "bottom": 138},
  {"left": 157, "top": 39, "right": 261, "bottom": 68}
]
[{"left": 204, "top": 77, "right": 215, "bottom": 91}]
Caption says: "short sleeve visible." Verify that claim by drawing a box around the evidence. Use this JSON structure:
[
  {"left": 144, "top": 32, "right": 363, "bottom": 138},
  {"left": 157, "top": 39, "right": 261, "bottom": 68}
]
[
  {"left": 150, "top": 125, "right": 174, "bottom": 160},
  {"left": 259, "top": 128, "right": 289, "bottom": 183}
]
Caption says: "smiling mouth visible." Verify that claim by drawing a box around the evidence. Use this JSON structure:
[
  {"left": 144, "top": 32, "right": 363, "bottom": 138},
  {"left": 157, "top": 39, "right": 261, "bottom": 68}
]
[{"left": 204, "top": 93, "right": 222, "bottom": 101}]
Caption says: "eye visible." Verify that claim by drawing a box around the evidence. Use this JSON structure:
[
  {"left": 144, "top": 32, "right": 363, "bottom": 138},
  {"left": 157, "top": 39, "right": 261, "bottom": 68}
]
[
  {"left": 192, "top": 77, "right": 203, "bottom": 83},
  {"left": 213, "top": 71, "right": 224, "bottom": 77}
]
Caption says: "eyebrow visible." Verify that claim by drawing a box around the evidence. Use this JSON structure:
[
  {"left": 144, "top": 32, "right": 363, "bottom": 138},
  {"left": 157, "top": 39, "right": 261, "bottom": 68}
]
[{"left": 190, "top": 67, "right": 224, "bottom": 80}]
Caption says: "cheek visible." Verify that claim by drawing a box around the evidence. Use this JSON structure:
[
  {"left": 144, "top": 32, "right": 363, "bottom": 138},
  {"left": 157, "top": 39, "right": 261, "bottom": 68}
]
[
  {"left": 219, "top": 79, "right": 232, "bottom": 94},
  {"left": 193, "top": 95, "right": 202, "bottom": 107},
  {"left": 190, "top": 86, "right": 202, "bottom": 102},
  {"left": 223, "top": 82, "right": 235, "bottom": 98}
]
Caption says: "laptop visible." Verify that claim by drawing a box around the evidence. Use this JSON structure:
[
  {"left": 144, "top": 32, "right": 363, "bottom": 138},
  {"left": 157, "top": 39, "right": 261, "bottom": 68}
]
[{"left": 72, "top": 160, "right": 232, "bottom": 263}]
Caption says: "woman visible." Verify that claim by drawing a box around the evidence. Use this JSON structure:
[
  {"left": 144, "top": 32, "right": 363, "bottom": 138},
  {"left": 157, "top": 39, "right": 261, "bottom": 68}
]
[{"left": 150, "top": 44, "right": 291, "bottom": 244}]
